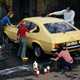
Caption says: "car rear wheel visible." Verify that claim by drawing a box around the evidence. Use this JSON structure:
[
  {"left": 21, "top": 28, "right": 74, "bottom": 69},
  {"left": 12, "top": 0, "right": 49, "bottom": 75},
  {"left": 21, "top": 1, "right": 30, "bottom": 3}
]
[
  {"left": 3, "top": 33, "right": 16, "bottom": 51},
  {"left": 32, "top": 44, "right": 43, "bottom": 57},
  {"left": 3, "top": 34, "right": 10, "bottom": 48}
]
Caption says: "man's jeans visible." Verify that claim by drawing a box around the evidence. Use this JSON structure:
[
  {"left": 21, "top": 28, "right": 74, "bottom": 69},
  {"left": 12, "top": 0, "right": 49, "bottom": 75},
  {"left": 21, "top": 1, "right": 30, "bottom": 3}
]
[
  {"left": 59, "top": 59, "right": 72, "bottom": 71},
  {"left": 17, "top": 37, "right": 28, "bottom": 58},
  {"left": 0, "top": 25, "right": 4, "bottom": 45}
]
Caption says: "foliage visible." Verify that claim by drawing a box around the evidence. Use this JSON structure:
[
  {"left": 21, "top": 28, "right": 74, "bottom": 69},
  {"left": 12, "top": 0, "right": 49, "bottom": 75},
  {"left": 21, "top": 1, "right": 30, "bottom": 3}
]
[{"left": 0, "top": 0, "right": 4, "bottom": 6}]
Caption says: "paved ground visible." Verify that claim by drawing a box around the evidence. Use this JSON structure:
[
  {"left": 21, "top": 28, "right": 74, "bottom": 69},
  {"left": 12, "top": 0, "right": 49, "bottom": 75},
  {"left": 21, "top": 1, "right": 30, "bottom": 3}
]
[
  {"left": 6, "top": 66, "right": 80, "bottom": 80},
  {"left": 0, "top": 45, "right": 80, "bottom": 80}
]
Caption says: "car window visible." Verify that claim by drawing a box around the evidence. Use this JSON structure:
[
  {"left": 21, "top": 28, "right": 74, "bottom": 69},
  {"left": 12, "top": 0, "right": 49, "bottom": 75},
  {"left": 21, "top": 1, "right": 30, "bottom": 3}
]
[
  {"left": 18, "top": 21, "right": 40, "bottom": 33},
  {"left": 27, "top": 22, "right": 36, "bottom": 30},
  {"left": 44, "top": 22, "right": 75, "bottom": 33},
  {"left": 25, "top": 21, "right": 40, "bottom": 32}
]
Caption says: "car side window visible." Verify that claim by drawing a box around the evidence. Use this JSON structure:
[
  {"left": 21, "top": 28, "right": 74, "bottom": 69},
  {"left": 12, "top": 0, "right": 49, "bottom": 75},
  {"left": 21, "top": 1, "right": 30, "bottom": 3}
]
[
  {"left": 18, "top": 21, "right": 40, "bottom": 32},
  {"left": 44, "top": 22, "right": 75, "bottom": 33},
  {"left": 25, "top": 22, "right": 40, "bottom": 33}
]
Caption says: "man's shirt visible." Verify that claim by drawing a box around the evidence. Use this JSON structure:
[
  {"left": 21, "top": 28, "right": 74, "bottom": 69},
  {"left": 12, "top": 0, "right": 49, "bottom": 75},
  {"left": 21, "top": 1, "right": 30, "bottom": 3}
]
[
  {"left": 17, "top": 24, "right": 29, "bottom": 38},
  {"left": 58, "top": 49, "right": 73, "bottom": 63},
  {"left": 63, "top": 10, "right": 75, "bottom": 25},
  {"left": 0, "top": 16, "right": 11, "bottom": 26},
  {"left": 49, "top": 9, "right": 75, "bottom": 25}
]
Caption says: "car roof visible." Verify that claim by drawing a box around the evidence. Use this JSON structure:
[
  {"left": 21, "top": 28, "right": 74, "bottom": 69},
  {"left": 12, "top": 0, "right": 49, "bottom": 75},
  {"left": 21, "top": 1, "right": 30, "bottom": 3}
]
[{"left": 23, "top": 17, "right": 64, "bottom": 24}]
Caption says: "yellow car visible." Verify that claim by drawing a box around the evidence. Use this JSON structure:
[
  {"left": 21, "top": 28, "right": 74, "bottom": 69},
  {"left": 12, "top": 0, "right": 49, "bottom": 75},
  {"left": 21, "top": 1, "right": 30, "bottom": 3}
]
[{"left": 4, "top": 17, "right": 80, "bottom": 57}]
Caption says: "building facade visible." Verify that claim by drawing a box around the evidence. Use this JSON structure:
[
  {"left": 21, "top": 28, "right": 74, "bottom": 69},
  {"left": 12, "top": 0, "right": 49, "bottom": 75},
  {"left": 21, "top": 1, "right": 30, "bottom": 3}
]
[{"left": 2, "top": 0, "right": 80, "bottom": 26}]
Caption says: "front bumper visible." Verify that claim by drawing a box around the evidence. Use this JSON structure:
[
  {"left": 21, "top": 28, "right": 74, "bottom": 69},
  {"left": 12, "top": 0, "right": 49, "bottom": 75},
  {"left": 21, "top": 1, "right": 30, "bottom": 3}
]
[
  {"left": 51, "top": 43, "right": 80, "bottom": 53},
  {"left": 67, "top": 44, "right": 80, "bottom": 52},
  {"left": 67, "top": 45, "right": 80, "bottom": 49}
]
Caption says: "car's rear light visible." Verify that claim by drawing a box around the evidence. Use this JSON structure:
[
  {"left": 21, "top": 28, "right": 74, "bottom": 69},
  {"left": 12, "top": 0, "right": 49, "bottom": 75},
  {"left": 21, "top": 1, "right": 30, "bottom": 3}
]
[{"left": 55, "top": 44, "right": 60, "bottom": 48}]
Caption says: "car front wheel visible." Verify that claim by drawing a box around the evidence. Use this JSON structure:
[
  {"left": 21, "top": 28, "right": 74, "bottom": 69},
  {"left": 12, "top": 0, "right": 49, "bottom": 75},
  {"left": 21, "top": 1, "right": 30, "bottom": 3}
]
[{"left": 33, "top": 44, "right": 42, "bottom": 57}]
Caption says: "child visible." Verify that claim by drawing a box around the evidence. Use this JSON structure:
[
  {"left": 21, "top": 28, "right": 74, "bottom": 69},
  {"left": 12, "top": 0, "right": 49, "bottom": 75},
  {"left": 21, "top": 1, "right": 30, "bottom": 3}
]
[
  {"left": 51, "top": 44, "right": 73, "bottom": 71},
  {"left": 17, "top": 21, "right": 29, "bottom": 61}
]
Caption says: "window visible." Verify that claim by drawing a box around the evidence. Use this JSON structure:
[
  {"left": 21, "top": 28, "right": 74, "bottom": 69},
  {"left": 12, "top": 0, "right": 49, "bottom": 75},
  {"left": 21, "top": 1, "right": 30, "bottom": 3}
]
[
  {"left": 25, "top": 21, "right": 40, "bottom": 32},
  {"left": 18, "top": 21, "right": 40, "bottom": 32},
  {"left": 44, "top": 22, "right": 75, "bottom": 33},
  {"left": 26, "top": 22, "right": 36, "bottom": 30}
]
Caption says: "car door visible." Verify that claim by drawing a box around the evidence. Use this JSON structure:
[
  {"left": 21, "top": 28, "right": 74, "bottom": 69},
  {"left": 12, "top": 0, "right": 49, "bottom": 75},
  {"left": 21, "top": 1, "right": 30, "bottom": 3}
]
[
  {"left": 4, "top": 25, "right": 18, "bottom": 41},
  {"left": 24, "top": 21, "right": 40, "bottom": 46}
]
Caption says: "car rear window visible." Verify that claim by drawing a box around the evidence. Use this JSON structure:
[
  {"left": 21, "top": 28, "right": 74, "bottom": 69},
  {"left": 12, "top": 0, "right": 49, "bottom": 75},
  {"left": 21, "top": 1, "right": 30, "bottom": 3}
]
[{"left": 44, "top": 22, "right": 75, "bottom": 33}]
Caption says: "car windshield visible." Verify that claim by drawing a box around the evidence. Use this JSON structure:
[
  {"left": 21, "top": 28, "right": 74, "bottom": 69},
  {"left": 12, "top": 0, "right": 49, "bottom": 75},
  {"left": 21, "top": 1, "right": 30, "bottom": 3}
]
[{"left": 44, "top": 22, "right": 75, "bottom": 33}]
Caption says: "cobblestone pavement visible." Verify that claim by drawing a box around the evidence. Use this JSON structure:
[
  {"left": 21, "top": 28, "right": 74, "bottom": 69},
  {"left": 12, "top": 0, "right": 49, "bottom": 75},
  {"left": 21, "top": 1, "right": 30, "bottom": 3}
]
[
  {"left": 6, "top": 66, "right": 80, "bottom": 80},
  {"left": 0, "top": 46, "right": 80, "bottom": 80}
]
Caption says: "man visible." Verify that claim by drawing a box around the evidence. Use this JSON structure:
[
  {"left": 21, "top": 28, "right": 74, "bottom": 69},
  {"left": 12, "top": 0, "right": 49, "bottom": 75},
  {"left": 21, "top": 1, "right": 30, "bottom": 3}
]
[
  {"left": 0, "top": 11, "right": 14, "bottom": 47},
  {"left": 0, "top": 11, "right": 13, "bottom": 26},
  {"left": 47, "top": 7, "right": 75, "bottom": 25},
  {"left": 51, "top": 44, "right": 73, "bottom": 72},
  {"left": 17, "top": 21, "right": 29, "bottom": 61}
]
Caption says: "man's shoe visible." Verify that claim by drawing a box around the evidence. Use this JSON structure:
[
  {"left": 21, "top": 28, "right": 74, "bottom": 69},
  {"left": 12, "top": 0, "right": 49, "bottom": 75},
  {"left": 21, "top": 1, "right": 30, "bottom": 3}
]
[{"left": 21, "top": 57, "right": 29, "bottom": 62}]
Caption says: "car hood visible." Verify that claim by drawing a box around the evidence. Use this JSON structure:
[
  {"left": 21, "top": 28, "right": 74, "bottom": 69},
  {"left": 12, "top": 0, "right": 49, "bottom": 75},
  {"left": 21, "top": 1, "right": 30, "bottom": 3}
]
[{"left": 51, "top": 31, "right": 80, "bottom": 43}]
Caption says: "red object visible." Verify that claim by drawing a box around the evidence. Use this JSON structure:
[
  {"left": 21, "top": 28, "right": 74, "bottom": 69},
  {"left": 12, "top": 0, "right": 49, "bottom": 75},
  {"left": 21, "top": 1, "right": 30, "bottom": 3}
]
[
  {"left": 34, "top": 68, "right": 39, "bottom": 76},
  {"left": 47, "top": 66, "right": 50, "bottom": 73},
  {"left": 44, "top": 68, "right": 48, "bottom": 80},
  {"left": 17, "top": 23, "right": 29, "bottom": 38},
  {"left": 34, "top": 70, "right": 40, "bottom": 80},
  {"left": 36, "top": 70, "right": 40, "bottom": 76}
]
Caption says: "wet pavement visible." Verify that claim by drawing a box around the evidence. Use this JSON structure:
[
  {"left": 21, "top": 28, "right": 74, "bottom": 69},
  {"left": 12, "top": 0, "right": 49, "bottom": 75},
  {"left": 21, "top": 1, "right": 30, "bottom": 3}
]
[
  {"left": 5, "top": 68, "right": 80, "bottom": 80},
  {"left": 0, "top": 45, "right": 80, "bottom": 80}
]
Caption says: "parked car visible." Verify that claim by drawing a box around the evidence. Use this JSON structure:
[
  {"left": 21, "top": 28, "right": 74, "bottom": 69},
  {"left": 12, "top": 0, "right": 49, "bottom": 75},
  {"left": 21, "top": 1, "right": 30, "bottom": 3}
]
[{"left": 4, "top": 17, "right": 80, "bottom": 57}]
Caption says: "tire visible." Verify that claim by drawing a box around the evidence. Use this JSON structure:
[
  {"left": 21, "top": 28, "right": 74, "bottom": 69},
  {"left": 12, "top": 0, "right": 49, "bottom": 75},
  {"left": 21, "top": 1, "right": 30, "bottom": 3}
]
[
  {"left": 3, "top": 34, "right": 14, "bottom": 51},
  {"left": 33, "top": 44, "right": 43, "bottom": 57},
  {"left": 3, "top": 34, "right": 18, "bottom": 56},
  {"left": 3, "top": 34, "right": 10, "bottom": 49}
]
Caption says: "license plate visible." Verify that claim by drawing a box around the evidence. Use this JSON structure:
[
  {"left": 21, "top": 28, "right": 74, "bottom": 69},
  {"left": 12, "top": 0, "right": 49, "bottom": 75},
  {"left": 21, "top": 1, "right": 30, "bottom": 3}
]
[{"left": 66, "top": 41, "right": 78, "bottom": 46}]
